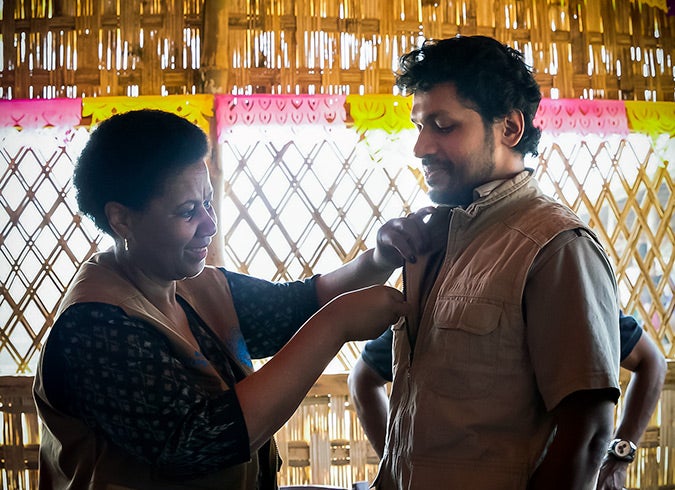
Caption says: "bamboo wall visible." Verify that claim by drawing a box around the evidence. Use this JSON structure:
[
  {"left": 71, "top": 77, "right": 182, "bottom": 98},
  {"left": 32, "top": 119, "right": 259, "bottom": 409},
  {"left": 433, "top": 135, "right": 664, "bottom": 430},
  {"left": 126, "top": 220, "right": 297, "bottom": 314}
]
[
  {"left": 1, "top": 95, "right": 673, "bottom": 372},
  {"left": 1, "top": 0, "right": 674, "bottom": 100},
  {"left": 1, "top": 96, "right": 673, "bottom": 489},
  {"left": 1, "top": 1, "right": 675, "bottom": 488}
]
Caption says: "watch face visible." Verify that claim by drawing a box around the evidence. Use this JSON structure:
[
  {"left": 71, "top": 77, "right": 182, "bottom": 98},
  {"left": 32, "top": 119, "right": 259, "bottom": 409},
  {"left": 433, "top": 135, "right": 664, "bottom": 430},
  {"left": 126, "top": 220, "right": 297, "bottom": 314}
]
[{"left": 615, "top": 441, "right": 632, "bottom": 457}]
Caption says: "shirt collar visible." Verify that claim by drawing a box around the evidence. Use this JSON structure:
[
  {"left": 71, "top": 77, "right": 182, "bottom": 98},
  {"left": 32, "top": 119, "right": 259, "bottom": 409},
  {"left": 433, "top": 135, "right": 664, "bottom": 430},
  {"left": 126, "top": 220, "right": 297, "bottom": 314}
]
[
  {"left": 473, "top": 179, "right": 507, "bottom": 200},
  {"left": 471, "top": 168, "right": 533, "bottom": 201}
]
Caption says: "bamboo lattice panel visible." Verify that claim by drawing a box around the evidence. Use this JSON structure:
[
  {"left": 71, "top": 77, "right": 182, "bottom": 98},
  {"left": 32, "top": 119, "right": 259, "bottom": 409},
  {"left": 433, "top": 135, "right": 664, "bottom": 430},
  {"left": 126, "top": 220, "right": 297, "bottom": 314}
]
[
  {"left": 275, "top": 374, "right": 380, "bottom": 487},
  {"left": 0, "top": 375, "right": 39, "bottom": 490},
  {"left": 534, "top": 132, "right": 675, "bottom": 349},
  {"left": 0, "top": 127, "right": 105, "bottom": 374},
  {"left": 1, "top": 121, "right": 673, "bottom": 373},
  {"left": 1, "top": 0, "right": 674, "bottom": 100},
  {"left": 0, "top": 115, "right": 674, "bottom": 489}
]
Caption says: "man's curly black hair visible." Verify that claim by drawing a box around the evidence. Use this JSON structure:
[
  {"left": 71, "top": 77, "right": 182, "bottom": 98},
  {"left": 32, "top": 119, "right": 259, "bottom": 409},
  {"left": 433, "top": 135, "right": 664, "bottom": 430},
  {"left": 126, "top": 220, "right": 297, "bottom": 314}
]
[{"left": 396, "top": 35, "right": 542, "bottom": 157}]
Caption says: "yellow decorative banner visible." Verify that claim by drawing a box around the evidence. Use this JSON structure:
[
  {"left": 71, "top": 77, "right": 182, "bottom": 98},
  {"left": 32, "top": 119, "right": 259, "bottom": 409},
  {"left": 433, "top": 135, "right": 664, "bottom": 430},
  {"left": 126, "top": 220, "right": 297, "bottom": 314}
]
[
  {"left": 346, "top": 94, "right": 414, "bottom": 133},
  {"left": 632, "top": 0, "right": 668, "bottom": 11},
  {"left": 625, "top": 101, "right": 675, "bottom": 137},
  {"left": 82, "top": 95, "right": 214, "bottom": 135}
]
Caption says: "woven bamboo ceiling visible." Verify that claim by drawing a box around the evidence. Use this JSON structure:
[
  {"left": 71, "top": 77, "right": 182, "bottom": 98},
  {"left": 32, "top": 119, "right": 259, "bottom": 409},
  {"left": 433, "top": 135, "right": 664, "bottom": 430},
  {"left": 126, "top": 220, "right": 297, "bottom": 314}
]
[{"left": 0, "top": 0, "right": 673, "bottom": 100}]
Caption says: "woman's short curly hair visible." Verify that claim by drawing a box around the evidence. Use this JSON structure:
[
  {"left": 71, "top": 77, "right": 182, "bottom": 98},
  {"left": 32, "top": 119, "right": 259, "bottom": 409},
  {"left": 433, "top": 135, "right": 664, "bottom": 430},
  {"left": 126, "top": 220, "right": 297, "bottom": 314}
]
[
  {"left": 74, "top": 109, "right": 209, "bottom": 236},
  {"left": 396, "top": 35, "right": 542, "bottom": 157}
]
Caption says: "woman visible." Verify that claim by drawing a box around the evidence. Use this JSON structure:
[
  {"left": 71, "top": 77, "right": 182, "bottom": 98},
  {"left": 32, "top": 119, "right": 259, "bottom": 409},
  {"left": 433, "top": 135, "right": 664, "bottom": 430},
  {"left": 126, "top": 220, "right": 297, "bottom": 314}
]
[{"left": 33, "top": 109, "right": 412, "bottom": 489}]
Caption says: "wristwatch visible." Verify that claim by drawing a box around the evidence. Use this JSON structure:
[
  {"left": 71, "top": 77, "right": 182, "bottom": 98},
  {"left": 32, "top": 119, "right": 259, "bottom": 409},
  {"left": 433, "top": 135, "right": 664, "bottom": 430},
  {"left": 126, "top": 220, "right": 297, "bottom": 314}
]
[{"left": 607, "top": 438, "right": 637, "bottom": 462}]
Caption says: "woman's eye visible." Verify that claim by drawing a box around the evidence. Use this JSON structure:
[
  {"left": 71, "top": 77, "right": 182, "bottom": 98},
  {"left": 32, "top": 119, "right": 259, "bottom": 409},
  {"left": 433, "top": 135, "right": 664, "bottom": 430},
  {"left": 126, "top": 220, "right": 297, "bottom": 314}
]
[{"left": 180, "top": 208, "right": 196, "bottom": 219}]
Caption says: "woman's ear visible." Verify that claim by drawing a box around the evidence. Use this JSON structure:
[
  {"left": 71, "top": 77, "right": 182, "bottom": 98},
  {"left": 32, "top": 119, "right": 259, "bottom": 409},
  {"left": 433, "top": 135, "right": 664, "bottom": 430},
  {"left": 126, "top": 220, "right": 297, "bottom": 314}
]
[
  {"left": 104, "top": 202, "right": 132, "bottom": 241},
  {"left": 501, "top": 110, "right": 525, "bottom": 149}
]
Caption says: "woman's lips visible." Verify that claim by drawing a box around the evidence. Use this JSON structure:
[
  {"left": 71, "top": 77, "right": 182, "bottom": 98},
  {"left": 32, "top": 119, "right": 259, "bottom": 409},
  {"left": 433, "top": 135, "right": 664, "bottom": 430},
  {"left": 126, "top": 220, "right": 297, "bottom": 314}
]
[{"left": 185, "top": 246, "right": 209, "bottom": 261}]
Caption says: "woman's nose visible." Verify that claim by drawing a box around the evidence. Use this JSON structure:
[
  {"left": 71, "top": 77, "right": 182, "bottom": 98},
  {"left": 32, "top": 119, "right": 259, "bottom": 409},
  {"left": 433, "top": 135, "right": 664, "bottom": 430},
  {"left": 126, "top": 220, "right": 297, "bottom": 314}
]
[{"left": 198, "top": 205, "right": 218, "bottom": 237}]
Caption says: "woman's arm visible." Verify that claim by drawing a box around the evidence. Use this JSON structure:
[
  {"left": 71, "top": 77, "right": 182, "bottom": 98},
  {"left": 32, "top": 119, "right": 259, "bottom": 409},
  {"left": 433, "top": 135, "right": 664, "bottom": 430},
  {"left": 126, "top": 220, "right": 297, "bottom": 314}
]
[
  {"left": 235, "top": 285, "right": 408, "bottom": 452},
  {"left": 314, "top": 207, "right": 435, "bottom": 305}
]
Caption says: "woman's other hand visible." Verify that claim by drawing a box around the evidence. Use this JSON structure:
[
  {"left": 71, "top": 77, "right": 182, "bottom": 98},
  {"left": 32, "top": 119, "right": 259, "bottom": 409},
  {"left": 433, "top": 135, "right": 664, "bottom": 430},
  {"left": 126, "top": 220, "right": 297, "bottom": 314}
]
[{"left": 317, "top": 285, "right": 409, "bottom": 342}]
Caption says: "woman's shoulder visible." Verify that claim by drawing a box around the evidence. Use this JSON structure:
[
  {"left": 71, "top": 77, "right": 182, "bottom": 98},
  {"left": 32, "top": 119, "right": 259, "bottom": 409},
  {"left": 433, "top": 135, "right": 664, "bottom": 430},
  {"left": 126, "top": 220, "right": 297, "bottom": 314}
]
[
  {"left": 60, "top": 301, "right": 124, "bottom": 317},
  {"left": 55, "top": 302, "right": 130, "bottom": 331},
  {"left": 50, "top": 302, "right": 168, "bottom": 352}
]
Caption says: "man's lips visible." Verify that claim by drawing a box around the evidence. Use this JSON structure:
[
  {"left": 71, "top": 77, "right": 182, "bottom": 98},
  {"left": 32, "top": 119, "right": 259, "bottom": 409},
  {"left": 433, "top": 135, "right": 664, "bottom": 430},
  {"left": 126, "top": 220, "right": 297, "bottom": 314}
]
[
  {"left": 423, "top": 165, "right": 445, "bottom": 184},
  {"left": 422, "top": 157, "right": 445, "bottom": 178}
]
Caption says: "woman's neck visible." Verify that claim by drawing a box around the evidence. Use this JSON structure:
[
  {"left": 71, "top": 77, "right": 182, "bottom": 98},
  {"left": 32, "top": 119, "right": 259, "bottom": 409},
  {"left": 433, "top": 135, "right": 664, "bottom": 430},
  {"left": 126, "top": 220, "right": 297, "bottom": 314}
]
[{"left": 112, "top": 247, "right": 178, "bottom": 312}]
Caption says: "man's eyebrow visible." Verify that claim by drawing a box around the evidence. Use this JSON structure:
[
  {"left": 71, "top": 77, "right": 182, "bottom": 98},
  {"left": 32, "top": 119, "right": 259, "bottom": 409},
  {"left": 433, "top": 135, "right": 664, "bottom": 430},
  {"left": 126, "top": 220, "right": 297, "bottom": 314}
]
[{"left": 411, "top": 110, "right": 449, "bottom": 124}]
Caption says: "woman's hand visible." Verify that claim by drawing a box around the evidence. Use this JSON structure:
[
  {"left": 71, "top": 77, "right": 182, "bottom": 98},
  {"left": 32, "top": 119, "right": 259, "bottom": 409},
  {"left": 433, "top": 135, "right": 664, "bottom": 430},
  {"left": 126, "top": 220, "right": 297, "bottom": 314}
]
[
  {"left": 374, "top": 206, "right": 436, "bottom": 268},
  {"left": 314, "top": 206, "right": 437, "bottom": 305},
  {"left": 317, "top": 285, "right": 408, "bottom": 342}
]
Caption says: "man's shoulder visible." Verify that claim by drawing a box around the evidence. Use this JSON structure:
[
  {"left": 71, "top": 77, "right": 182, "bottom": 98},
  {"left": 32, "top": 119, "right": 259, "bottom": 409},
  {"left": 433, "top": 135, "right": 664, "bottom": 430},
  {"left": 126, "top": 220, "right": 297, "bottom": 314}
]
[{"left": 504, "top": 195, "right": 590, "bottom": 247}]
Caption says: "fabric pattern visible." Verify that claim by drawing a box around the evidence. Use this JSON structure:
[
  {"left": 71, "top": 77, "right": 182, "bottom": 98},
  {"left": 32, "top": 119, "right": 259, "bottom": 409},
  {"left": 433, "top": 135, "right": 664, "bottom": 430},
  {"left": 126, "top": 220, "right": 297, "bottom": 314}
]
[{"left": 41, "top": 269, "right": 319, "bottom": 477}]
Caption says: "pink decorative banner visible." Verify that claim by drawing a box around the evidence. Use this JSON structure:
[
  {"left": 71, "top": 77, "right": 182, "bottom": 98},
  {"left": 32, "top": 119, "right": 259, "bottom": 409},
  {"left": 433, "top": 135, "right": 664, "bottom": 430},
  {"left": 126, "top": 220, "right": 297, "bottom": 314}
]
[
  {"left": 215, "top": 94, "right": 346, "bottom": 142},
  {"left": 0, "top": 98, "right": 82, "bottom": 128},
  {"left": 533, "top": 98, "right": 629, "bottom": 136},
  {"left": 4, "top": 95, "right": 671, "bottom": 140}
]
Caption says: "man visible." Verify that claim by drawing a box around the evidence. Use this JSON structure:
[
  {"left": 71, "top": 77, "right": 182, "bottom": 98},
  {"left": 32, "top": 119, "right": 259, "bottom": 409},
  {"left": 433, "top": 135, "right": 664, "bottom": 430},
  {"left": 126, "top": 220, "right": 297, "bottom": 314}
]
[
  {"left": 360, "top": 35, "right": 621, "bottom": 489},
  {"left": 349, "top": 313, "right": 666, "bottom": 490},
  {"left": 597, "top": 314, "right": 666, "bottom": 489}
]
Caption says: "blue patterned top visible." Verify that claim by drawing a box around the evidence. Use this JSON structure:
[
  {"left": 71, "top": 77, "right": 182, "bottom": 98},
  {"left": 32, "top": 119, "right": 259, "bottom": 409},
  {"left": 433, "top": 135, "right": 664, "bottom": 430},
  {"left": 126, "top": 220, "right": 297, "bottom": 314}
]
[{"left": 41, "top": 268, "right": 319, "bottom": 478}]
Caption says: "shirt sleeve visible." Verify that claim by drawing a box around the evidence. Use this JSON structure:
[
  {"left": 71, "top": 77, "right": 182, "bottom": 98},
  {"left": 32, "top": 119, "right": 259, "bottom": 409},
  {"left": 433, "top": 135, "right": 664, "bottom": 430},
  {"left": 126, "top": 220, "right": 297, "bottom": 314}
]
[
  {"left": 619, "top": 311, "right": 643, "bottom": 361},
  {"left": 524, "top": 229, "right": 621, "bottom": 411},
  {"left": 41, "top": 302, "right": 251, "bottom": 477},
  {"left": 223, "top": 269, "right": 320, "bottom": 358},
  {"left": 361, "top": 328, "right": 394, "bottom": 382}
]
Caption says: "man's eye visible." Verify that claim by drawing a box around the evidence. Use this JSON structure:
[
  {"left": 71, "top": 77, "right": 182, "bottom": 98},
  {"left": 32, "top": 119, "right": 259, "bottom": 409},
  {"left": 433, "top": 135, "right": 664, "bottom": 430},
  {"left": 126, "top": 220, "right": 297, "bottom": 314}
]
[
  {"left": 436, "top": 124, "right": 455, "bottom": 132},
  {"left": 204, "top": 200, "right": 212, "bottom": 209},
  {"left": 180, "top": 208, "right": 196, "bottom": 218}
]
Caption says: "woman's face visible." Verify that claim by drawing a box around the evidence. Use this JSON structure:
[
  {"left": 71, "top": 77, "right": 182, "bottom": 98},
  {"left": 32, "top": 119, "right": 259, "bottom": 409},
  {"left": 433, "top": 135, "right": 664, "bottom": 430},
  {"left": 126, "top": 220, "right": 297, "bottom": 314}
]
[{"left": 126, "top": 159, "right": 217, "bottom": 282}]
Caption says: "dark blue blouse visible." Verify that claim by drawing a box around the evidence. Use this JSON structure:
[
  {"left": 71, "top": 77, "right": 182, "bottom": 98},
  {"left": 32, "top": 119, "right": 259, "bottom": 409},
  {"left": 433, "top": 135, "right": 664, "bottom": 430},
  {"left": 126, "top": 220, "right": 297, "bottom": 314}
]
[{"left": 41, "top": 268, "right": 319, "bottom": 477}]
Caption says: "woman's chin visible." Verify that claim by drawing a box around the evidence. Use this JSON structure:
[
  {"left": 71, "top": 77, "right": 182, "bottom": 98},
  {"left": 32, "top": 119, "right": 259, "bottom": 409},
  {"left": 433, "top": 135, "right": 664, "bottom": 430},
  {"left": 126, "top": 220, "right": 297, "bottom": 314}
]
[{"left": 177, "top": 260, "right": 207, "bottom": 280}]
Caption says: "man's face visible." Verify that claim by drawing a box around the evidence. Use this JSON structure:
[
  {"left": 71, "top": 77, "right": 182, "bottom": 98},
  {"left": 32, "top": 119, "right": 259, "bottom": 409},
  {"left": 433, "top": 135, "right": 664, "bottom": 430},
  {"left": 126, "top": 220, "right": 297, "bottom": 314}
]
[{"left": 410, "top": 82, "right": 497, "bottom": 206}]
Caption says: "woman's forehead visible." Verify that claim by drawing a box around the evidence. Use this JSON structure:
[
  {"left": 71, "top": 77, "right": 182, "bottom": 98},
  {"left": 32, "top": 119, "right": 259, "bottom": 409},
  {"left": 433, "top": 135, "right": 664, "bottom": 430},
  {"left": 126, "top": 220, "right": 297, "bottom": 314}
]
[{"left": 159, "top": 160, "right": 212, "bottom": 198}]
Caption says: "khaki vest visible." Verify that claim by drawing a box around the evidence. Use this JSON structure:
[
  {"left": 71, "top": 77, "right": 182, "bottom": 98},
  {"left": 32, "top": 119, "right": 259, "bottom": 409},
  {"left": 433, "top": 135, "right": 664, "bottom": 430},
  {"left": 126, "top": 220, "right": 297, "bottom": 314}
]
[
  {"left": 375, "top": 172, "right": 604, "bottom": 489},
  {"left": 33, "top": 252, "right": 278, "bottom": 490}
]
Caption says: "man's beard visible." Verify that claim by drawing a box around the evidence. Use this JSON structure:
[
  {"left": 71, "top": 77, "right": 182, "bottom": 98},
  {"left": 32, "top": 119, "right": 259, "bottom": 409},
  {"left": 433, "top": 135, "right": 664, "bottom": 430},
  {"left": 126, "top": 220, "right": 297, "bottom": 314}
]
[{"left": 424, "top": 135, "right": 496, "bottom": 207}]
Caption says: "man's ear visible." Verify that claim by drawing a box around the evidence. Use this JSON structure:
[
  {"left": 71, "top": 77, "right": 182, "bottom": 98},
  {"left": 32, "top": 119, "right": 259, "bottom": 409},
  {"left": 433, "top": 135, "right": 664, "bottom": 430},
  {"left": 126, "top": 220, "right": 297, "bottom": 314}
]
[
  {"left": 501, "top": 110, "right": 525, "bottom": 149},
  {"left": 104, "top": 201, "right": 132, "bottom": 241}
]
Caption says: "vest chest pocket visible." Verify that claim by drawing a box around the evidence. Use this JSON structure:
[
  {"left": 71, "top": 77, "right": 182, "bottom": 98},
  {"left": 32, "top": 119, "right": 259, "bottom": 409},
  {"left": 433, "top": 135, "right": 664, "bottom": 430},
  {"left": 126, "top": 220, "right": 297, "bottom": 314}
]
[{"left": 427, "top": 297, "right": 503, "bottom": 399}]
